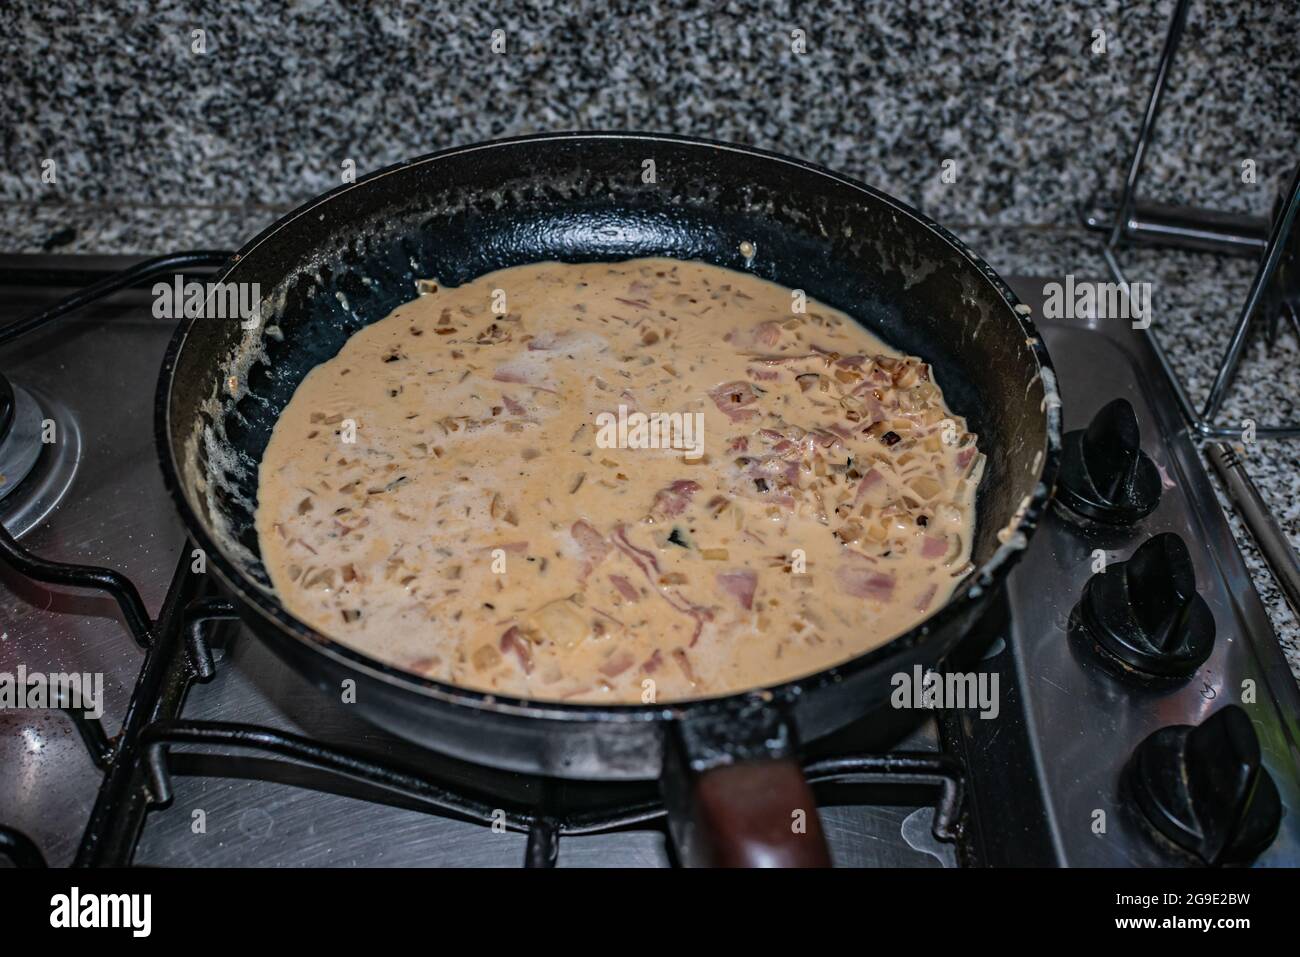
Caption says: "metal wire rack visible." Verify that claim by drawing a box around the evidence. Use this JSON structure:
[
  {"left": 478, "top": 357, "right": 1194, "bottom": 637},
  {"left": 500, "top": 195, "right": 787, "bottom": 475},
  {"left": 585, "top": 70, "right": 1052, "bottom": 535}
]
[{"left": 1081, "top": 0, "right": 1300, "bottom": 441}]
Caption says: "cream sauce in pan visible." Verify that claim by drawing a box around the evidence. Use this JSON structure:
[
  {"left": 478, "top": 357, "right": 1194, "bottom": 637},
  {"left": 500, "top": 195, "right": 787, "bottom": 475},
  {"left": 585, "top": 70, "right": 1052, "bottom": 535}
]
[{"left": 255, "top": 258, "right": 984, "bottom": 703}]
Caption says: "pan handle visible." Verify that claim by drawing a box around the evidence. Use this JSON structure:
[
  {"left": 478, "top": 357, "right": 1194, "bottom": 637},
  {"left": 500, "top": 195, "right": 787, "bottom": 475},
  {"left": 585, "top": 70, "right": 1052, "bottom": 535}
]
[{"left": 661, "top": 705, "right": 831, "bottom": 867}]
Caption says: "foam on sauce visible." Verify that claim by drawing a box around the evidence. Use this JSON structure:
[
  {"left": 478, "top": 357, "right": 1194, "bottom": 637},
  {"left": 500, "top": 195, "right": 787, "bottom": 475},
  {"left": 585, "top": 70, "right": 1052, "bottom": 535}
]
[{"left": 255, "top": 258, "right": 984, "bottom": 702}]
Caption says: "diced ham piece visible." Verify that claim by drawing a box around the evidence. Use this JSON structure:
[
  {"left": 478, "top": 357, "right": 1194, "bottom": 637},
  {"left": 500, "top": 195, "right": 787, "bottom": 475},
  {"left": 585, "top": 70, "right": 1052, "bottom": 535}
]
[
  {"left": 641, "top": 649, "right": 663, "bottom": 674},
  {"left": 836, "top": 563, "right": 897, "bottom": 602},
  {"left": 649, "top": 479, "right": 701, "bottom": 519},
  {"left": 609, "top": 574, "right": 640, "bottom": 602},
  {"left": 853, "top": 467, "right": 885, "bottom": 507},
  {"left": 747, "top": 366, "right": 780, "bottom": 381},
  {"left": 727, "top": 320, "right": 783, "bottom": 350},
  {"left": 598, "top": 649, "right": 636, "bottom": 677},
  {"left": 752, "top": 320, "right": 783, "bottom": 347},
  {"left": 850, "top": 386, "right": 888, "bottom": 423},
  {"left": 487, "top": 541, "right": 529, "bottom": 554},
  {"left": 914, "top": 583, "right": 939, "bottom": 613},
  {"left": 501, "top": 393, "right": 528, "bottom": 417},
  {"left": 571, "top": 520, "right": 608, "bottom": 557},
  {"left": 571, "top": 520, "right": 611, "bottom": 581},
  {"left": 716, "top": 569, "right": 758, "bottom": 611},
  {"left": 526, "top": 331, "right": 576, "bottom": 351},
  {"left": 957, "top": 447, "right": 976, "bottom": 472},
  {"left": 500, "top": 626, "right": 533, "bottom": 674},
  {"left": 708, "top": 381, "right": 762, "bottom": 422},
  {"left": 1155, "top": 461, "right": 1176, "bottom": 490},
  {"left": 493, "top": 361, "right": 558, "bottom": 393},
  {"left": 921, "top": 535, "right": 949, "bottom": 559}
]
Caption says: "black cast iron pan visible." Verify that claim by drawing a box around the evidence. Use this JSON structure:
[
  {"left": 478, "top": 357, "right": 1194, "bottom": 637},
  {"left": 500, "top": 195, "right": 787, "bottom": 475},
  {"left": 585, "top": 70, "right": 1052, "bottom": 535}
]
[{"left": 156, "top": 132, "right": 1061, "bottom": 866}]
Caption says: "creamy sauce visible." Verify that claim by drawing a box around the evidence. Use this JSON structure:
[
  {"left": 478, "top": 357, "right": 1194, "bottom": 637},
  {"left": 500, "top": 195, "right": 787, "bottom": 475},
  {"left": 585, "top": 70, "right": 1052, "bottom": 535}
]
[{"left": 255, "top": 258, "right": 984, "bottom": 703}]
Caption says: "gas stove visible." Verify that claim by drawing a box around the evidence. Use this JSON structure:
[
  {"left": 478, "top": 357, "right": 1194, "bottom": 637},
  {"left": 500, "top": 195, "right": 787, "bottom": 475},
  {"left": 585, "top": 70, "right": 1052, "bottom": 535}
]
[{"left": 0, "top": 254, "right": 1296, "bottom": 868}]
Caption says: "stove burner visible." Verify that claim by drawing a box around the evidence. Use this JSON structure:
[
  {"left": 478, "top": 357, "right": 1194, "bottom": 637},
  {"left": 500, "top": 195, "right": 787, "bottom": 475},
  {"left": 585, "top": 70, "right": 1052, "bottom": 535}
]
[
  {"left": 0, "top": 384, "right": 80, "bottom": 538},
  {"left": 0, "top": 377, "right": 43, "bottom": 502}
]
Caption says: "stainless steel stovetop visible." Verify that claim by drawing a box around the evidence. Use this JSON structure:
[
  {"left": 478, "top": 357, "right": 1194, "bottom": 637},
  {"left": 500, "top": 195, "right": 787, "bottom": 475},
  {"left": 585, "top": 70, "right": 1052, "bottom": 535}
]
[{"left": 1, "top": 256, "right": 1297, "bottom": 867}]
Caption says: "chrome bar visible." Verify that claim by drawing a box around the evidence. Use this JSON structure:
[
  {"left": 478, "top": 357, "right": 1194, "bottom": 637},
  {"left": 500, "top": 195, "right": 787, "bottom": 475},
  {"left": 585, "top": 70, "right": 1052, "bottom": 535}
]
[
  {"left": 1201, "top": 170, "right": 1300, "bottom": 422},
  {"left": 1207, "top": 443, "right": 1300, "bottom": 621},
  {"left": 1082, "top": 200, "right": 1268, "bottom": 256},
  {"left": 1106, "top": 0, "right": 1192, "bottom": 250}
]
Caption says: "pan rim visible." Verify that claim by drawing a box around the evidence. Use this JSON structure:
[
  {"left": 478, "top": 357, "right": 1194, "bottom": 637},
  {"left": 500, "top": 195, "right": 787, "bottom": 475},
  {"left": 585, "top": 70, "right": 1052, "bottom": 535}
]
[{"left": 155, "top": 129, "right": 1062, "bottom": 725}]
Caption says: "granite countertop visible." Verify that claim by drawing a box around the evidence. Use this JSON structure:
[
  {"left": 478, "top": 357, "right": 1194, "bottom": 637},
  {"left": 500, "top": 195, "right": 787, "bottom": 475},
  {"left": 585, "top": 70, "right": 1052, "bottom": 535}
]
[
  {"left": 6, "top": 1, "right": 1296, "bottom": 227},
  {"left": 1, "top": 202, "right": 1296, "bottom": 682}
]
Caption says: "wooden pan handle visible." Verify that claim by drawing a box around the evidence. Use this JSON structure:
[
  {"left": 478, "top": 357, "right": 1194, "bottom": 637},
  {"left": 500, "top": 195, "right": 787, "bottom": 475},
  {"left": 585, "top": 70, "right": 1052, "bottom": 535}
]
[{"left": 689, "top": 758, "right": 831, "bottom": 867}]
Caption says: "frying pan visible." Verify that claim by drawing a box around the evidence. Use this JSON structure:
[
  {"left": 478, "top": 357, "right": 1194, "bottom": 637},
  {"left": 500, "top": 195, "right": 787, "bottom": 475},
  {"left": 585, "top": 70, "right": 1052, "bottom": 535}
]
[{"left": 156, "top": 132, "right": 1061, "bottom": 866}]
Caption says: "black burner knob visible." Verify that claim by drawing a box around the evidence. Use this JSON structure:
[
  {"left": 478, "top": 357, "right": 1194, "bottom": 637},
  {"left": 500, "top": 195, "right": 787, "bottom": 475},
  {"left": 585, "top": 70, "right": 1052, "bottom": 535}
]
[
  {"left": 1072, "top": 533, "right": 1215, "bottom": 681},
  {"left": 1126, "top": 705, "right": 1281, "bottom": 866},
  {"left": 1057, "top": 398, "right": 1161, "bottom": 524}
]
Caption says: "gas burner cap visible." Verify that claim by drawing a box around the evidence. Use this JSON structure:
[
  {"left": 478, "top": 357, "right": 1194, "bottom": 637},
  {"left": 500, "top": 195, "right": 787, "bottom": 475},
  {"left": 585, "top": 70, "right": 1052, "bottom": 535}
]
[
  {"left": 0, "top": 385, "right": 81, "bottom": 538},
  {"left": 0, "top": 380, "right": 44, "bottom": 503}
]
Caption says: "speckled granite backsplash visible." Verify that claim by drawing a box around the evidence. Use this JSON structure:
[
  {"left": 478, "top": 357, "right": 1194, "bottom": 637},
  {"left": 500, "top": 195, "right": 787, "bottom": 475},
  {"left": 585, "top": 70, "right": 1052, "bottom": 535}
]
[{"left": 3, "top": 0, "right": 1297, "bottom": 225}]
